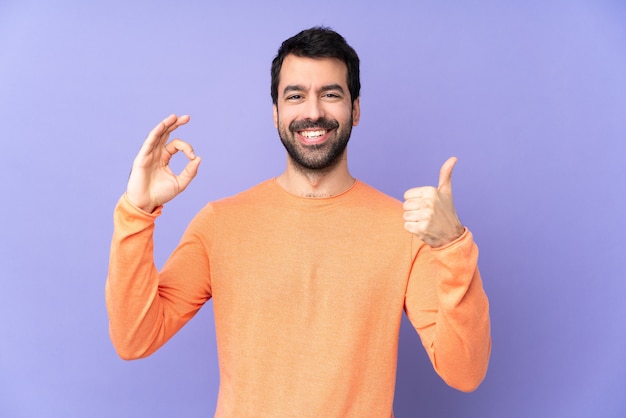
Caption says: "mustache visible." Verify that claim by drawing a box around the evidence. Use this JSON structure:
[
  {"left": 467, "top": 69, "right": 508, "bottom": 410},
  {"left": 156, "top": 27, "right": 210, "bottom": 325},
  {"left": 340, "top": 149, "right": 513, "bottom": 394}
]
[{"left": 289, "top": 118, "right": 340, "bottom": 132}]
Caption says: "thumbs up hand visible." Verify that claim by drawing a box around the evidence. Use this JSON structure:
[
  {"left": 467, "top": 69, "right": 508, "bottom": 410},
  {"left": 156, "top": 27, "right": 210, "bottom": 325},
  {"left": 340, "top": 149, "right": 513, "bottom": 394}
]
[{"left": 403, "top": 157, "right": 465, "bottom": 248}]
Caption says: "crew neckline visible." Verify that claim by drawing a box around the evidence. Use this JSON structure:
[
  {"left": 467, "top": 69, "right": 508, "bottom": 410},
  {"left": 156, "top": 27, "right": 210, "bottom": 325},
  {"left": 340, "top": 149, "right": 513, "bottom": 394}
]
[{"left": 270, "top": 177, "right": 360, "bottom": 201}]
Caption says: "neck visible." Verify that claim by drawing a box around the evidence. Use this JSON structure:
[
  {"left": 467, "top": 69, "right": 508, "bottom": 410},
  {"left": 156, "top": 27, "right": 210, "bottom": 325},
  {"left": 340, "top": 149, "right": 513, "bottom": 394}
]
[{"left": 276, "top": 154, "right": 354, "bottom": 198}]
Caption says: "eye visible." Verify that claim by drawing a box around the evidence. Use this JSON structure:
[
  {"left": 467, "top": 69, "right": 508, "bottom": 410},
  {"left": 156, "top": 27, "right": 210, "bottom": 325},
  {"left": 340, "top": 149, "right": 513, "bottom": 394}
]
[
  {"left": 286, "top": 94, "right": 303, "bottom": 101},
  {"left": 322, "top": 92, "right": 341, "bottom": 99}
]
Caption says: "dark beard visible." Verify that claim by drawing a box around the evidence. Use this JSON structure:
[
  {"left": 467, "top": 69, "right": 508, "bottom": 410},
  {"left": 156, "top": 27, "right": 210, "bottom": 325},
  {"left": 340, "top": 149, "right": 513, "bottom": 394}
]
[{"left": 278, "top": 116, "right": 352, "bottom": 171}]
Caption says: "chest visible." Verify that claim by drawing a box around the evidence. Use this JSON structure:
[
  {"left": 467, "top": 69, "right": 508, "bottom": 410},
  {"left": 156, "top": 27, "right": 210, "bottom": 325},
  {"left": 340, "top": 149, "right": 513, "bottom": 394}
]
[{"left": 209, "top": 210, "right": 412, "bottom": 319}]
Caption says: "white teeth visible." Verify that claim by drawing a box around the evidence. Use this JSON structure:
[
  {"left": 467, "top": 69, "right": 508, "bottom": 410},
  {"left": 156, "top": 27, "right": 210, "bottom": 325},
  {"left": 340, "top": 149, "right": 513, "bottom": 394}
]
[{"left": 300, "top": 130, "right": 327, "bottom": 138}]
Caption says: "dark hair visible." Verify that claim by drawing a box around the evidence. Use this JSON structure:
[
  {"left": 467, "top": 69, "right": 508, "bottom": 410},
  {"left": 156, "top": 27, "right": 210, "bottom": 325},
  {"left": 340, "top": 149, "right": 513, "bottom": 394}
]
[{"left": 270, "top": 26, "right": 360, "bottom": 105}]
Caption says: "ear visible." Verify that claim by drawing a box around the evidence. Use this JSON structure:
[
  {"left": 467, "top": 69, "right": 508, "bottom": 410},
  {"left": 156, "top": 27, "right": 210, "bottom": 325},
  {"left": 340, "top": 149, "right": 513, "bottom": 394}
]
[
  {"left": 352, "top": 97, "right": 360, "bottom": 126},
  {"left": 272, "top": 104, "right": 278, "bottom": 128}
]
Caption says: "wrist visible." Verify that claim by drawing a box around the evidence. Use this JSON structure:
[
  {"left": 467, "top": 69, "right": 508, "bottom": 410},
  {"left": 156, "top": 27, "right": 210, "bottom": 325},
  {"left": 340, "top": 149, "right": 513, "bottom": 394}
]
[{"left": 124, "top": 193, "right": 157, "bottom": 214}]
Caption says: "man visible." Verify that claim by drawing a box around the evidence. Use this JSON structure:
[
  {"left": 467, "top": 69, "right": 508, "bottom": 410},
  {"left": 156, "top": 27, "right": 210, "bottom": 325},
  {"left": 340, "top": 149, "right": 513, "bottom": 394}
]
[{"left": 106, "top": 27, "right": 491, "bottom": 417}]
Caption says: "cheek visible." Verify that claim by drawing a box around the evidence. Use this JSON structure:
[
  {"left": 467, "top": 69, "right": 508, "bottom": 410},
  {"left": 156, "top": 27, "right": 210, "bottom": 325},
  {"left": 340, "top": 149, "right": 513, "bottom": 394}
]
[
  {"left": 275, "top": 107, "right": 297, "bottom": 128},
  {"left": 335, "top": 104, "right": 355, "bottom": 124}
]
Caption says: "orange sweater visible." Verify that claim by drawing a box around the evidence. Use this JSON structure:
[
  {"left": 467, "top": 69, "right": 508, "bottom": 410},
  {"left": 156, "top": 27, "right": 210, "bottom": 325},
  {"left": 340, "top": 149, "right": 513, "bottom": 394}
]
[{"left": 106, "top": 179, "right": 491, "bottom": 417}]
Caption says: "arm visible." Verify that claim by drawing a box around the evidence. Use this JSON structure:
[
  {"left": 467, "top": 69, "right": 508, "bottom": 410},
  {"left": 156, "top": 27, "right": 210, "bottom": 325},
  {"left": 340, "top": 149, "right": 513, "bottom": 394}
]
[
  {"left": 105, "top": 115, "right": 205, "bottom": 360},
  {"left": 402, "top": 157, "right": 491, "bottom": 391},
  {"left": 405, "top": 231, "right": 491, "bottom": 392}
]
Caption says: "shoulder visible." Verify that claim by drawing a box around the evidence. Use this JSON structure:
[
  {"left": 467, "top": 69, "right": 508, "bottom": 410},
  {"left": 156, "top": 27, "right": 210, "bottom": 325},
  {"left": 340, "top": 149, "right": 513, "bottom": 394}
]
[
  {"left": 183, "top": 180, "right": 275, "bottom": 236},
  {"left": 340, "top": 181, "right": 406, "bottom": 232},
  {"left": 352, "top": 181, "right": 402, "bottom": 211},
  {"left": 195, "top": 179, "right": 275, "bottom": 217}
]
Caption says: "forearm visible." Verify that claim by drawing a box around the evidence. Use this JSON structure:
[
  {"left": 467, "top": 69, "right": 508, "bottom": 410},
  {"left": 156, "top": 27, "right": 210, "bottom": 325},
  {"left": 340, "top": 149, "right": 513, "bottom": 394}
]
[
  {"left": 427, "top": 267, "right": 491, "bottom": 392},
  {"left": 105, "top": 195, "right": 168, "bottom": 360},
  {"left": 408, "top": 230, "right": 491, "bottom": 392}
]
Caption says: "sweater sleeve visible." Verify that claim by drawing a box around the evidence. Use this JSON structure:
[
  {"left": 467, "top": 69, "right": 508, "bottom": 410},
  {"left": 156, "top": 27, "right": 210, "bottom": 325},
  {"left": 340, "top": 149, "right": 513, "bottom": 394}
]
[
  {"left": 105, "top": 195, "right": 212, "bottom": 360},
  {"left": 404, "top": 228, "right": 491, "bottom": 392}
]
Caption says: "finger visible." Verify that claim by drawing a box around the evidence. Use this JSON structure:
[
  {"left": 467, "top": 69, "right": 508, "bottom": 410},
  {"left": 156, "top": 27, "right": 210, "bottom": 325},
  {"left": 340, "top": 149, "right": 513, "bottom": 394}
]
[
  {"left": 162, "top": 114, "right": 190, "bottom": 138},
  {"left": 136, "top": 114, "right": 176, "bottom": 158},
  {"left": 176, "top": 156, "right": 202, "bottom": 192},
  {"left": 403, "top": 198, "right": 434, "bottom": 211},
  {"left": 141, "top": 114, "right": 190, "bottom": 155},
  {"left": 437, "top": 156, "right": 458, "bottom": 192},
  {"left": 152, "top": 114, "right": 178, "bottom": 142},
  {"left": 156, "top": 115, "right": 190, "bottom": 152},
  {"left": 404, "top": 220, "right": 424, "bottom": 236},
  {"left": 164, "top": 138, "right": 196, "bottom": 160},
  {"left": 403, "top": 186, "right": 435, "bottom": 201},
  {"left": 403, "top": 209, "right": 428, "bottom": 222}
]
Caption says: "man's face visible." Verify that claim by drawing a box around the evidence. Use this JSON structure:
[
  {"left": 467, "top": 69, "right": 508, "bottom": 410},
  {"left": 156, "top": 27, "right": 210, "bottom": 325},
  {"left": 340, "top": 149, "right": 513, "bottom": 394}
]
[{"left": 273, "top": 55, "right": 360, "bottom": 171}]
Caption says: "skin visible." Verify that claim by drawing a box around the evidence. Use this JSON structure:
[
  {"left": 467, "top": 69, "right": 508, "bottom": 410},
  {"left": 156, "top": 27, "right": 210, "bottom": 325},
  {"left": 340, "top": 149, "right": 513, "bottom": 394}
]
[
  {"left": 125, "top": 55, "right": 464, "bottom": 247},
  {"left": 403, "top": 156, "right": 465, "bottom": 247},
  {"left": 126, "top": 114, "right": 200, "bottom": 214},
  {"left": 272, "top": 55, "right": 360, "bottom": 198}
]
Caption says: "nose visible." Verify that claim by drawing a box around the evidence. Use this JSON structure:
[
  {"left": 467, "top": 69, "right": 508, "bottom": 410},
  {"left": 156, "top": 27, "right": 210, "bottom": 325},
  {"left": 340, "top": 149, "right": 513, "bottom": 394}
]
[{"left": 302, "top": 96, "right": 323, "bottom": 121}]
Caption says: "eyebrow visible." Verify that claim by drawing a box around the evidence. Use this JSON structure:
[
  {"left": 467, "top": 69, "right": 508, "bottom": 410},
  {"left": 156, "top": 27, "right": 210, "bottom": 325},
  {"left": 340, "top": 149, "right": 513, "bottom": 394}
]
[{"left": 282, "top": 84, "right": 346, "bottom": 96}]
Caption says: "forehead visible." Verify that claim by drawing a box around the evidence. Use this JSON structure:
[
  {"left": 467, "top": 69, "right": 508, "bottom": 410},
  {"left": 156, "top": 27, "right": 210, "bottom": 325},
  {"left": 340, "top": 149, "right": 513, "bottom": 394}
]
[{"left": 279, "top": 54, "right": 348, "bottom": 90}]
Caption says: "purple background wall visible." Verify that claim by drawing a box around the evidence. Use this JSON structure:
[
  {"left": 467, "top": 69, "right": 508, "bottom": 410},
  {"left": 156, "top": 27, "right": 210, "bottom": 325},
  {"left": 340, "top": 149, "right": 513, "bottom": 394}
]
[{"left": 1, "top": 0, "right": 625, "bottom": 416}]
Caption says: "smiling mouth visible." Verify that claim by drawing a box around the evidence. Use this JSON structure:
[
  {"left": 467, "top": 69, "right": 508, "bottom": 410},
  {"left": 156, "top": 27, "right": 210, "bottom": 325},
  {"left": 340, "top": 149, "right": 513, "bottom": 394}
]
[
  {"left": 299, "top": 129, "right": 328, "bottom": 139},
  {"left": 290, "top": 118, "right": 339, "bottom": 144},
  {"left": 297, "top": 129, "right": 332, "bottom": 145}
]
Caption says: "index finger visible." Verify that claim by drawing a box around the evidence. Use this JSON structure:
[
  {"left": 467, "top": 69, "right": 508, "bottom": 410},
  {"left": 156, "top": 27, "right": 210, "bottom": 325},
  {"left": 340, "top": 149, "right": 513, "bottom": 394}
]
[
  {"left": 164, "top": 138, "right": 197, "bottom": 161},
  {"left": 403, "top": 186, "right": 434, "bottom": 200}
]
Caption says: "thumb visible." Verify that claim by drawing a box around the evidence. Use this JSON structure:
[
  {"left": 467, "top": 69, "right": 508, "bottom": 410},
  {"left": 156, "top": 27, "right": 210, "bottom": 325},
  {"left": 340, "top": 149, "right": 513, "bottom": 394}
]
[
  {"left": 177, "top": 156, "right": 202, "bottom": 192},
  {"left": 437, "top": 156, "right": 458, "bottom": 193}
]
